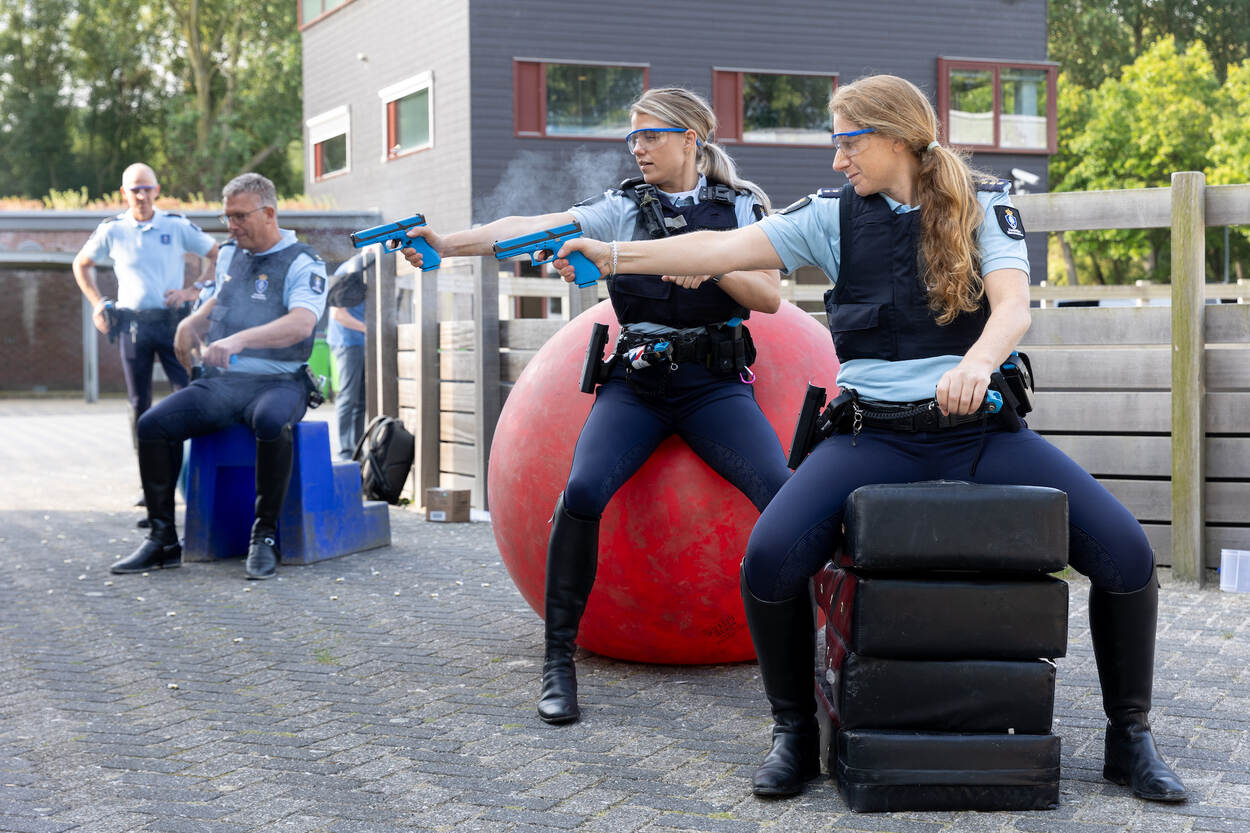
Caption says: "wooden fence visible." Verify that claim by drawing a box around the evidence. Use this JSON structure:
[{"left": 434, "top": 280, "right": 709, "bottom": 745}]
[{"left": 392, "top": 173, "right": 1250, "bottom": 584}]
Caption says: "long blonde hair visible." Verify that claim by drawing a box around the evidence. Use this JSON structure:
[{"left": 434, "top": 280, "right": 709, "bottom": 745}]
[
  {"left": 830, "top": 75, "right": 987, "bottom": 324},
  {"left": 630, "top": 87, "right": 771, "bottom": 213}
]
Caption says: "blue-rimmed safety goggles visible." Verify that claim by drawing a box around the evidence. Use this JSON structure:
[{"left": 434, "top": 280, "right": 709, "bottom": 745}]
[
  {"left": 625, "top": 127, "right": 702, "bottom": 152},
  {"left": 831, "top": 127, "right": 875, "bottom": 154}
]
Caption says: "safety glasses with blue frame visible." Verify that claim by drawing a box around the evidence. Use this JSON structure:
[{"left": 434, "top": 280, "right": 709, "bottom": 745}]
[{"left": 831, "top": 127, "right": 876, "bottom": 155}]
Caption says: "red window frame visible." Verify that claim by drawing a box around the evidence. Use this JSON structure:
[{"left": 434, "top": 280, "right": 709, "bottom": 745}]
[
  {"left": 513, "top": 59, "right": 650, "bottom": 140},
  {"left": 712, "top": 69, "right": 837, "bottom": 148},
  {"left": 937, "top": 57, "right": 1058, "bottom": 155},
  {"left": 312, "top": 134, "right": 347, "bottom": 181},
  {"left": 385, "top": 91, "right": 432, "bottom": 160}
]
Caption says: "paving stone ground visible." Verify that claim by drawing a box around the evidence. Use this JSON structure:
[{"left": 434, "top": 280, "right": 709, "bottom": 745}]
[{"left": 2, "top": 398, "right": 1248, "bottom": 833}]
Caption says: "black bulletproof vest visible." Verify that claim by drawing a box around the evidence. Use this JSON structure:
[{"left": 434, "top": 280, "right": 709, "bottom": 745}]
[
  {"left": 609, "top": 177, "right": 751, "bottom": 328},
  {"left": 207, "top": 241, "right": 317, "bottom": 362},
  {"left": 824, "top": 183, "right": 989, "bottom": 363}
]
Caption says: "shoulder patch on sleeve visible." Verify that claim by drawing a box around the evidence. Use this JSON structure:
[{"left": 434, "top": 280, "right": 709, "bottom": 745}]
[
  {"left": 778, "top": 196, "right": 812, "bottom": 215},
  {"left": 994, "top": 205, "right": 1026, "bottom": 240},
  {"left": 309, "top": 273, "right": 326, "bottom": 295},
  {"left": 816, "top": 188, "right": 840, "bottom": 198}
]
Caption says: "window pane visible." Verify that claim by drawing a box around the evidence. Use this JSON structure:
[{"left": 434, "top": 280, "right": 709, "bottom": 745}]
[
  {"left": 545, "top": 64, "right": 643, "bottom": 137},
  {"left": 948, "top": 68, "right": 994, "bottom": 146},
  {"left": 394, "top": 89, "right": 430, "bottom": 152},
  {"left": 302, "top": 0, "right": 322, "bottom": 21},
  {"left": 1000, "top": 68, "right": 1048, "bottom": 149},
  {"left": 741, "top": 73, "right": 831, "bottom": 144},
  {"left": 319, "top": 133, "right": 347, "bottom": 175}
]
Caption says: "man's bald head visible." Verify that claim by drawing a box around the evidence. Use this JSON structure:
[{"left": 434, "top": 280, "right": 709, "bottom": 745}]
[
  {"left": 120, "top": 163, "right": 160, "bottom": 221},
  {"left": 121, "top": 163, "right": 158, "bottom": 189}
]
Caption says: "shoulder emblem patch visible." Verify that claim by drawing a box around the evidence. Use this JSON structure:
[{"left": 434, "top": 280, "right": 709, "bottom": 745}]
[
  {"left": 994, "top": 205, "right": 1026, "bottom": 240},
  {"left": 779, "top": 196, "right": 811, "bottom": 215},
  {"left": 310, "top": 273, "right": 326, "bottom": 295}
]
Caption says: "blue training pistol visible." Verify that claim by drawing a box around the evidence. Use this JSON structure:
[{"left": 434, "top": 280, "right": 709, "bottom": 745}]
[
  {"left": 492, "top": 222, "right": 601, "bottom": 287},
  {"left": 349, "top": 214, "right": 441, "bottom": 271}
]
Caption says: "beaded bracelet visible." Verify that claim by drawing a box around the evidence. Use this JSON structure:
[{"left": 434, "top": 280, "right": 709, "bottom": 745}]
[{"left": 609, "top": 241, "right": 619, "bottom": 277}]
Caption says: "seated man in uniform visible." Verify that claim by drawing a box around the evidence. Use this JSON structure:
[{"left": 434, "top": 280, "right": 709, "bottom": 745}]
[{"left": 110, "top": 172, "right": 328, "bottom": 580}]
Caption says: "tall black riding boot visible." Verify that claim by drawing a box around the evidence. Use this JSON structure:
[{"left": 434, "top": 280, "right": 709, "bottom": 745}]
[
  {"left": 1090, "top": 566, "right": 1188, "bottom": 802},
  {"left": 111, "top": 440, "right": 183, "bottom": 574},
  {"left": 246, "top": 426, "right": 294, "bottom": 580},
  {"left": 740, "top": 565, "right": 821, "bottom": 796},
  {"left": 537, "top": 494, "right": 598, "bottom": 724}
]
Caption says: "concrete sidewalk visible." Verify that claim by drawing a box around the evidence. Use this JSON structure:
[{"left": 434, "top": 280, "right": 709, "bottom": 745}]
[{"left": 1, "top": 399, "right": 1248, "bottom": 833}]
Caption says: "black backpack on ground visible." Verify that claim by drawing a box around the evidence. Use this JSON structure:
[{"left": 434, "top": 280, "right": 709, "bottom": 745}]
[{"left": 352, "top": 415, "right": 415, "bottom": 504}]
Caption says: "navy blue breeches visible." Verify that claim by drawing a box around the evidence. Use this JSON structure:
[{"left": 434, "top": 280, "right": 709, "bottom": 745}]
[
  {"left": 136, "top": 372, "right": 307, "bottom": 445},
  {"left": 744, "top": 420, "right": 1156, "bottom": 601},
  {"left": 119, "top": 315, "right": 190, "bottom": 417},
  {"left": 563, "top": 361, "right": 791, "bottom": 519}
]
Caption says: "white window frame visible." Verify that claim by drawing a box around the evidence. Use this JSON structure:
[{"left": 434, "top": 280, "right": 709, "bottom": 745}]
[
  {"left": 305, "top": 105, "right": 351, "bottom": 180},
  {"left": 378, "top": 71, "right": 434, "bottom": 161}
]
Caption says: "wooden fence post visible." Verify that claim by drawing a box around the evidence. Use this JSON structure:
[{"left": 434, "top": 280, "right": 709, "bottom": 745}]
[
  {"left": 376, "top": 251, "right": 398, "bottom": 418},
  {"left": 413, "top": 264, "right": 440, "bottom": 506},
  {"left": 566, "top": 282, "right": 599, "bottom": 319},
  {"left": 1170, "top": 171, "right": 1205, "bottom": 584},
  {"left": 473, "top": 258, "right": 501, "bottom": 509},
  {"left": 364, "top": 250, "right": 379, "bottom": 423},
  {"left": 82, "top": 296, "right": 98, "bottom": 403}
]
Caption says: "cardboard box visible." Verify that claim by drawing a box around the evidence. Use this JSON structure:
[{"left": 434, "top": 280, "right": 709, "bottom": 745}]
[{"left": 425, "top": 488, "right": 470, "bottom": 523}]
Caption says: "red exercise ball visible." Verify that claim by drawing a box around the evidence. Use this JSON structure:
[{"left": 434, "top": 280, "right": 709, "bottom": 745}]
[{"left": 488, "top": 300, "right": 840, "bottom": 664}]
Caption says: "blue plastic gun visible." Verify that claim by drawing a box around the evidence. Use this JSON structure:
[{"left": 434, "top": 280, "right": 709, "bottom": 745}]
[
  {"left": 349, "top": 214, "right": 441, "bottom": 271},
  {"left": 492, "top": 222, "right": 601, "bottom": 287}
]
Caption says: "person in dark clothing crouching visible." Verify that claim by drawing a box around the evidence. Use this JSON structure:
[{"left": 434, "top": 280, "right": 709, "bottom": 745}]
[
  {"left": 555, "top": 75, "right": 1188, "bottom": 804},
  {"left": 110, "top": 172, "right": 328, "bottom": 581}
]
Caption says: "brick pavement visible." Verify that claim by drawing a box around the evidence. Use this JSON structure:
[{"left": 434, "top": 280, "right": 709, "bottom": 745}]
[{"left": 1, "top": 399, "right": 1248, "bottom": 832}]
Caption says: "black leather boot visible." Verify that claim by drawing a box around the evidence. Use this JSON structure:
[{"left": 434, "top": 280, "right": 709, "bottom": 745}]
[
  {"left": 245, "top": 426, "right": 294, "bottom": 580},
  {"left": 111, "top": 440, "right": 183, "bottom": 574},
  {"left": 1090, "top": 566, "right": 1188, "bottom": 802},
  {"left": 537, "top": 494, "right": 598, "bottom": 724},
  {"left": 739, "top": 565, "right": 821, "bottom": 796}
]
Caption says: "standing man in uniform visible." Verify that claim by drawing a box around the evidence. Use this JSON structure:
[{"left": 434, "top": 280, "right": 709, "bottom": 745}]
[
  {"left": 111, "top": 172, "right": 328, "bottom": 581},
  {"left": 326, "top": 252, "right": 369, "bottom": 460},
  {"left": 73, "top": 163, "right": 219, "bottom": 508}
]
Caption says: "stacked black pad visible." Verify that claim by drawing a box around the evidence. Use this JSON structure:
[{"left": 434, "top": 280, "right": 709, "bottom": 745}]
[{"left": 815, "top": 481, "right": 1070, "bottom": 812}]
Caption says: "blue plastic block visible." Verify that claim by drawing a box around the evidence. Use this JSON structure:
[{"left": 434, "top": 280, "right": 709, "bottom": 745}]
[{"left": 183, "top": 421, "right": 391, "bottom": 564}]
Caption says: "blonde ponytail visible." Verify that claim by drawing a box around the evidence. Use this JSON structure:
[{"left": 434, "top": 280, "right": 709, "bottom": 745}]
[
  {"left": 630, "top": 87, "right": 771, "bottom": 213},
  {"left": 830, "top": 75, "right": 988, "bottom": 324}
]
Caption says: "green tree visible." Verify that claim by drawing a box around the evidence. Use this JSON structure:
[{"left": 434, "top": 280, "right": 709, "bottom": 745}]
[
  {"left": 161, "top": 0, "right": 304, "bottom": 197},
  {"left": 68, "top": 0, "right": 165, "bottom": 196},
  {"left": 1048, "top": 0, "right": 1134, "bottom": 89},
  {"left": 1208, "top": 59, "right": 1250, "bottom": 280},
  {"left": 1053, "top": 38, "right": 1220, "bottom": 283},
  {"left": 0, "top": 0, "right": 78, "bottom": 197}
]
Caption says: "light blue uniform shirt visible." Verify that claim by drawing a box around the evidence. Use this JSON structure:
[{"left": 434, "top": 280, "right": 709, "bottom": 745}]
[
  {"left": 569, "top": 175, "right": 762, "bottom": 333},
  {"left": 569, "top": 174, "right": 760, "bottom": 244},
  {"left": 78, "top": 208, "right": 217, "bottom": 310},
  {"left": 757, "top": 184, "right": 1030, "bottom": 402},
  {"left": 203, "top": 229, "right": 328, "bottom": 376}
]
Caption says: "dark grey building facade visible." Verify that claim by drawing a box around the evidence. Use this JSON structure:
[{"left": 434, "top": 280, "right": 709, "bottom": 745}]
[{"left": 301, "top": 0, "right": 1052, "bottom": 276}]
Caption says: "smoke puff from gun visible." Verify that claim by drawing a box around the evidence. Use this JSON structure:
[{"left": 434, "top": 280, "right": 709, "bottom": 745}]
[{"left": 349, "top": 214, "right": 441, "bottom": 272}]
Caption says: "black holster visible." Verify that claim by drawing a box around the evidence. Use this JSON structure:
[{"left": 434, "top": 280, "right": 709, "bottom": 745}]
[{"left": 579, "top": 322, "right": 616, "bottom": 394}]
